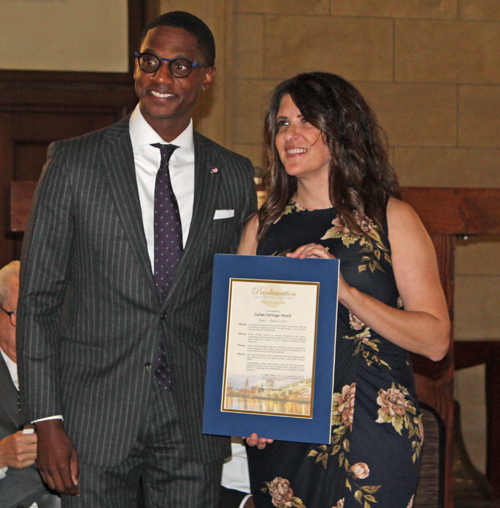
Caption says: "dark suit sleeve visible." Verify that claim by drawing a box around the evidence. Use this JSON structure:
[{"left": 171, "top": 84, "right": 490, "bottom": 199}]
[
  {"left": 17, "top": 142, "right": 74, "bottom": 423},
  {"left": 0, "top": 466, "right": 49, "bottom": 508}
]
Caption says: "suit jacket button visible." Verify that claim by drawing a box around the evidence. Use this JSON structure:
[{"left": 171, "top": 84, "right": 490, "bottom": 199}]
[
  {"left": 144, "top": 362, "right": 152, "bottom": 371},
  {"left": 160, "top": 312, "right": 166, "bottom": 319}
]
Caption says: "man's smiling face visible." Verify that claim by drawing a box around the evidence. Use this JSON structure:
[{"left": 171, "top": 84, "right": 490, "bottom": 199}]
[{"left": 134, "top": 25, "right": 216, "bottom": 141}]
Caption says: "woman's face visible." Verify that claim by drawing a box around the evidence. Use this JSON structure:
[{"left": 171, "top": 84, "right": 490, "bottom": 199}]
[{"left": 275, "top": 94, "right": 331, "bottom": 182}]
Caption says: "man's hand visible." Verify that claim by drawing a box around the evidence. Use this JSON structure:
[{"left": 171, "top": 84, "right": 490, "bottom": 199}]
[
  {"left": 34, "top": 419, "right": 80, "bottom": 496},
  {"left": 244, "top": 433, "right": 274, "bottom": 450},
  {"left": 0, "top": 431, "right": 37, "bottom": 469}
]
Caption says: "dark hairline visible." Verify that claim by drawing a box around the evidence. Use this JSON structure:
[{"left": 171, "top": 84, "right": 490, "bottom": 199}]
[{"left": 139, "top": 11, "right": 216, "bottom": 67}]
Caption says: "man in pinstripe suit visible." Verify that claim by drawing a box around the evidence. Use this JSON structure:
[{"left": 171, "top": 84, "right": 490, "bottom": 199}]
[{"left": 17, "top": 11, "right": 256, "bottom": 508}]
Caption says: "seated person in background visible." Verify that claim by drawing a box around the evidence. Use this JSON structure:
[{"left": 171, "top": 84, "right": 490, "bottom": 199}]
[
  {"left": 220, "top": 438, "right": 254, "bottom": 508},
  {"left": 0, "top": 260, "right": 60, "bottom": 508}
]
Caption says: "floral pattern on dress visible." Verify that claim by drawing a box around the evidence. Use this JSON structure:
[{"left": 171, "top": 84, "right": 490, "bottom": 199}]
[
  {"left": 346, "top": 461, "right": 381, "bottom": 508},
  {"left": 275, "top": 200, "right": 306, "bottom": 223},
  {"left": 261, "top": 477, "right": 306, "bottom": 508},
  {"left": 376, "top": 383, "right": 424, "bottom": 463},
  {"left": 321, "top": 214, "right": 391, "bottom": 274},
  {"left": 344, "top": 312, "right": 391, "bottom": 370},
  {"left": 309, "top": 383, "right": 381, "bottom": 507},
  {"left": 308, "top": 383, "right": 355, "bottom": 468}
]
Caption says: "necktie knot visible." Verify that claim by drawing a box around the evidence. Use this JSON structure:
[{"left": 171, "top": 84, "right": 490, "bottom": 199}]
[{"left": 151, "top": 143, "right": 178, "bottom": 166}]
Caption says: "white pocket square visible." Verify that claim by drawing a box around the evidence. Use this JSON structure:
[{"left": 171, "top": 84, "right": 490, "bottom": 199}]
[{"left": 213, "top": 209, "right": 235, "bottom": 219}]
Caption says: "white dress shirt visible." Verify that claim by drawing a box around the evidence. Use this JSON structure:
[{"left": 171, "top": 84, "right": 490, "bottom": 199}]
[
  {"left": 129, "top": 104, "right": 195, "bottom": 269},
  {"left": 1, "top": 347, "right": 18, "bottom": 390}
]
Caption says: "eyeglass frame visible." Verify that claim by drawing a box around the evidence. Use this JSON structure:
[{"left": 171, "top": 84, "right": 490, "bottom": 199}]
[
  {"left": 0, "top": 306, "right": 16, "bottom": 327},
  {"left": 134, "top": 52, "right": 208, "bottom": 78}
]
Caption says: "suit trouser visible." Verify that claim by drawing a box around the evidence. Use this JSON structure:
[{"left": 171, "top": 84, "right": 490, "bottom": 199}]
[{"left": 62, "top": 382, "right": 223, "bottom": 508}]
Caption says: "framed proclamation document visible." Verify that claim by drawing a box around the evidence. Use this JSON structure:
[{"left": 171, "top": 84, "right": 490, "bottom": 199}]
[{"left": 203, "top": 254, "right": 339, "bottom": 444}]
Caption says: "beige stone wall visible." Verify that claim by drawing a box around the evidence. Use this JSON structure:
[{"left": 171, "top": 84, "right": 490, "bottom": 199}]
[{"left": 0, "top": 0, "right": 128, "bottom": 72}]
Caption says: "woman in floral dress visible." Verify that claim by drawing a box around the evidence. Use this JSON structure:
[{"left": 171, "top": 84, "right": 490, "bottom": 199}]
[{"left": 237, "top": 72, "right": 450, "bottom": 508}]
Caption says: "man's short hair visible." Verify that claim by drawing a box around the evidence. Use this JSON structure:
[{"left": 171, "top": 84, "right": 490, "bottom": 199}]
[
  {"left": 140, "top": 11, "right": 216, "bottom": 67},
  {"left": 0, "top": 261, "right": 19, "bottom": 306}
]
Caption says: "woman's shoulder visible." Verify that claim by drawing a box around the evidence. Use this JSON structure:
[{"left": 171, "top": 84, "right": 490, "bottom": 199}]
[
  {"left": 386, "top": 197, "right": 423, "bottom": 227},
  {"left": 386, "top": 196, "right": 432, "bottom": 246}
]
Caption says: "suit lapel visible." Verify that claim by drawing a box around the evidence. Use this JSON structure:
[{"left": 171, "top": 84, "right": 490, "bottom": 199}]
[
  {"left": 185, "top": 131, "right": 220, "bottom": 251},
  {"left": 101, "top": 119, "right": 158, "bottom": 298},
  {"left": 0, "top": 355, "right": 20, "bottom": 429},
  {"left": 162, "top": 132, "right": 220, "bottom": 309}
]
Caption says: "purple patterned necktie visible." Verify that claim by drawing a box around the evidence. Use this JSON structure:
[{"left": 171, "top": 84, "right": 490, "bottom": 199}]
[{"left": 151, "top": 143, "right": 181, "bottom": 390}]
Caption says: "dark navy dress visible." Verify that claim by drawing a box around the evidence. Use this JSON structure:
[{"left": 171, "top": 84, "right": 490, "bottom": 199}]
[{"left": 247, "top": 201, "right": 422, "bottom": 508}]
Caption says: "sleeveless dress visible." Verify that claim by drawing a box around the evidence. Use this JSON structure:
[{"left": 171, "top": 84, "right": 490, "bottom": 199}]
[{"left": 247, "top": 201, "right": 422, "bottom": 508}]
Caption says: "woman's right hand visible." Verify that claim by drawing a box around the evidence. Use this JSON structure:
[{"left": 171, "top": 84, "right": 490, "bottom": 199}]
[{"left": 286, "top": 243, "right": 352, "bottom": 301}]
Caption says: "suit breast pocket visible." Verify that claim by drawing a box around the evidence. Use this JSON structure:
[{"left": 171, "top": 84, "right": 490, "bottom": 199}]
[
  {"left": 206, "top": 215, "right": 238, "bottom": 252},
  {"left": 213, "top": 209, "right": 235, "bottom": 220}
]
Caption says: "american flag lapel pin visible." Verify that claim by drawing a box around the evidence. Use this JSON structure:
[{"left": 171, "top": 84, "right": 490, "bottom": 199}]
[{"left": 211, "top": 166, "right": 219, "bottom": 174}]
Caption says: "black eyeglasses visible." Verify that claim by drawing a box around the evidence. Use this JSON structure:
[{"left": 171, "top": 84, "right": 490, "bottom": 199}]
[
  {"left": 1, "top": 307, "right": 16, "bottom": 327},
  {"left": 135, "top": 52, "right": 207, "bottom": 78}
]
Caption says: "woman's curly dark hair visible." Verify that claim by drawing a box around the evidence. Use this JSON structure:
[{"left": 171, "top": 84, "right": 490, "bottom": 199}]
[{"left": 257, "top": 72, "right": 401, "bottom": 241}]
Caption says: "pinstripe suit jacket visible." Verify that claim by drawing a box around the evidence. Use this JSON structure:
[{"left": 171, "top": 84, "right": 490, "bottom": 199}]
[{"left": 17, "top": 117, "right": 256, "bottom": 467}]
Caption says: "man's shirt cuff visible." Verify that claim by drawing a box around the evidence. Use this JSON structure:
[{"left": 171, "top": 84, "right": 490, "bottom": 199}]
[
  {"left": 32, "top": 415, "right": 64, "bottom": 423},
  {"left": 239, "top": 494, "right": 252, "bottom": 508}
]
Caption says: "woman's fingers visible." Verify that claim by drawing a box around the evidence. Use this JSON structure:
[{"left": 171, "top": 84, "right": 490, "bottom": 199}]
[{"left": 286, "top": 243, "right": 333, "bottom": 259}]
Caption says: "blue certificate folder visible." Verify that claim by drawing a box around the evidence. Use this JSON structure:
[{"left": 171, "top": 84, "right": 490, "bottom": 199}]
[{"left": 203, "top": 254, "right": 339, "bottom": 445}]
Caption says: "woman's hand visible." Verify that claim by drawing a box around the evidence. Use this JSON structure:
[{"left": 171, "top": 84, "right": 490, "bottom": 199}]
[
  {"left": 244, "top": 433, "right": 274, "bottom": 449},
  {"left": 286, "top": 243, "right": 351, "bottom": 300},
  {"left": 286, "top": 243, "right": 332, "bottom": 260}
]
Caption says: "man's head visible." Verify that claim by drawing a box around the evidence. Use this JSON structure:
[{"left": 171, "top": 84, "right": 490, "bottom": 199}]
[
  {"left": 134, "top": 11, "right": 217, "bottom": 141},
  {"left": 140, "top": 11, "right": 215, "bottom": 67},
  {"left": 0, "top": 261, "right": 19, "bottom": 363}
]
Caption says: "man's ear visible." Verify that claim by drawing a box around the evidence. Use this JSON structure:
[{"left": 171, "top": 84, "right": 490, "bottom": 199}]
[
  {"left": 133, "top": 57, "right": 140, "bottom": 80},
  {"left": 202, "top": 66, "right": 217, "bottom": 91}
]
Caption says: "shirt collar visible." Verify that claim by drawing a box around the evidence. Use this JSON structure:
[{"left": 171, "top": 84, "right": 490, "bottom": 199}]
[
  {"left": 129, "top": 104, "right": 194, "bottom": 152},
  {"left": 0, "top": 346, "right": 18, "bottom": 389}
]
